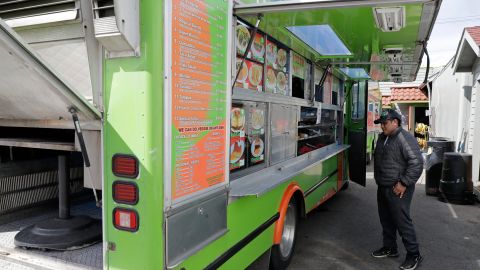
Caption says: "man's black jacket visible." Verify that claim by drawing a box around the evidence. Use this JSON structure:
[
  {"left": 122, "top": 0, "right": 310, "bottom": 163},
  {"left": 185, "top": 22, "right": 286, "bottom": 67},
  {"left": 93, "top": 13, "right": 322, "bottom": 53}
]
[{"left": 374, "top": 127, "right": 423, "bottom": 187}]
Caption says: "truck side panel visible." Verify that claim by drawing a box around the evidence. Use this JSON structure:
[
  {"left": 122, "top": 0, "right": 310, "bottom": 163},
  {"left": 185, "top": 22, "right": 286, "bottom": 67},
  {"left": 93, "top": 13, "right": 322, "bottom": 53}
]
[{"left": 104, "top": 0, "right": 165, "bottom": 269}]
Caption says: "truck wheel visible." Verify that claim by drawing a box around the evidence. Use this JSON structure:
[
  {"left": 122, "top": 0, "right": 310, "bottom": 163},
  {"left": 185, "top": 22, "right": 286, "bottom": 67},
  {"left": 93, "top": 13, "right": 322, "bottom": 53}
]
[{"left": 270, "top": 198, "right": 298, "bottom": 270}]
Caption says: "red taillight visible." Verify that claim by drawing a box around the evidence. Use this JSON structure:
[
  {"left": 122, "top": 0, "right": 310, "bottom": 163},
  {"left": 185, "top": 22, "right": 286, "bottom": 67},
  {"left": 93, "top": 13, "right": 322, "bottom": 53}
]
[
  {"left": 113, "top": 208, "right": 139, "bottom": 232},
  {"left": 113, "top": 181, "right": 138, "bottom": 205},
  {"left": 112, "top": 154, "right": 138, "bottom": 178}
]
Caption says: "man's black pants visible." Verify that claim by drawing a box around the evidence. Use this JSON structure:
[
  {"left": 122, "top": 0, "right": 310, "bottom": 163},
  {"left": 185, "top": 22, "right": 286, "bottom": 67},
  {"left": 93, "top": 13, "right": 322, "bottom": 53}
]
[{"left": 377, "top": 185, "right": 419, "bottom": 255}]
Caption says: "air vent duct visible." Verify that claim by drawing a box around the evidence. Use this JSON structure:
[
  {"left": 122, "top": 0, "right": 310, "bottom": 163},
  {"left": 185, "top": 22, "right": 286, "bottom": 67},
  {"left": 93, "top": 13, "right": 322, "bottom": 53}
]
[
  {"left": 92, "top": 0, "right": 139, "bottom": 58},
  {"left": 390, "top": 73, "right": 403, "bottom": 83},
  {"left": 384, "top": 47, "right": 403, "bottom": 63},
  {"left": 389, "top": 64, "right": 403, "bottom": 74},
  {"left": 373, "top": 7, "right": 406, "bottom": 32},
  {"left": 392, "top": 77, "right": 403, "bottom": 83}
]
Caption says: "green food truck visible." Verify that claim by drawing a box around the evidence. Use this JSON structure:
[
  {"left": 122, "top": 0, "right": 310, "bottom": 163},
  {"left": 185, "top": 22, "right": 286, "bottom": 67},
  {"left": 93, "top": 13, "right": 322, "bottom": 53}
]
[{"left": 0, "top": 0, "right": 440, "bottom": 269}]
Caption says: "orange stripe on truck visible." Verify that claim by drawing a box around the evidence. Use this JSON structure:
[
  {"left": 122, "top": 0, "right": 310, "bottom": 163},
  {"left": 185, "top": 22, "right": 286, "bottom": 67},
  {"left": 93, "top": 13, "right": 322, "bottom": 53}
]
[{"left": 273, "top": 183, "right": 303, "bottom": 244}]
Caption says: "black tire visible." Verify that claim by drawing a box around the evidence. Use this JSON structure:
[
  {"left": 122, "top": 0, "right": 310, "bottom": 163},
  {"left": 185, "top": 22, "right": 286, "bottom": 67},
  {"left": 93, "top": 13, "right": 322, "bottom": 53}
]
[
  {"left": 270, "top": 198, "right": 298, "bottom": 270},
  {"left": 341, "top": 180, "right": 350, "bottom": 190}
]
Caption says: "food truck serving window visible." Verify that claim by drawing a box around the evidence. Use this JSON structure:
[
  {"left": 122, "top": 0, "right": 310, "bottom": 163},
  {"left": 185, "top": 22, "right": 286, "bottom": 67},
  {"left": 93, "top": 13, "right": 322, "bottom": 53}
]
[{"left": 291, "top": 52, "right": 312, "bottom": 100}]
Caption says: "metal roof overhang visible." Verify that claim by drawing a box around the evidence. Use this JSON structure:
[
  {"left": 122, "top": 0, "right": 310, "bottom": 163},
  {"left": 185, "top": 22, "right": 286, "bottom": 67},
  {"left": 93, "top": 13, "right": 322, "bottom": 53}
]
[
  {"left": 0, "top": 20, "right": 101, "bottom": 130},
  {"left": 234, "top": 0, "right": 442, "bottom": 82}
]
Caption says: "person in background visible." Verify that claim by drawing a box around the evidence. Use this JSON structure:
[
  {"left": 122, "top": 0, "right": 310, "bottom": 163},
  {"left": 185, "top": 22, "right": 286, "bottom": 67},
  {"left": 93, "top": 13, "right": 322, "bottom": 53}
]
[{"left": 371, "top": 109, "right": 424, "bottom": 270}]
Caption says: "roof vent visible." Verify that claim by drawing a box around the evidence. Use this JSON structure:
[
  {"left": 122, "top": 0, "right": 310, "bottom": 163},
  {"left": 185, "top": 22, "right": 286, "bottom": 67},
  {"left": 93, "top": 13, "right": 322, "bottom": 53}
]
[
  {"left": 384, "top": 47, "right": 403, "bottom": 63},
  {"left": 390, "top": 73, "right": 403, "bottom": 83},
  {"left": 393, "top": 77, "right": 403, "bottom": 83},
  {"left": 389, "top": 65, "right": 403, "bottom": 74},
  {"left": 92, "top": 0, "right": 139, "bottom": 58},
  {"left": 373, "top": 7, "right": 406, "bottom": 32}
]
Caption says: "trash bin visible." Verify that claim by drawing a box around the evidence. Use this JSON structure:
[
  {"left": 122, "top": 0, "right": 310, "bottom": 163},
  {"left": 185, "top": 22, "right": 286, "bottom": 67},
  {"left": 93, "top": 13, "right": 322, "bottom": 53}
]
[
  {"left": 439, "top": 152, "right": 475, "bottom": 204},
  {"left": 425, "top": 139, "right": 455, "bottom": 196}
]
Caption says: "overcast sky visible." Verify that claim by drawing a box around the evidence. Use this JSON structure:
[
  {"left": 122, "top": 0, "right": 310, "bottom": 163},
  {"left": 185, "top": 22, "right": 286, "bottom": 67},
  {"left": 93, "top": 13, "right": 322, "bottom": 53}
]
[{"left": 424, "top": 0, "right": 480, "bottom": 67}]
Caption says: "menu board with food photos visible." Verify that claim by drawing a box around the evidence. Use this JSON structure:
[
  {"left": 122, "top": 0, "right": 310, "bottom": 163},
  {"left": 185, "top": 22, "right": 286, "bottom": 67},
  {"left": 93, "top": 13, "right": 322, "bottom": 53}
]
[
  {"left": 236, "top": 24, "right": 250, "bottom": 56},
  {"left": 246, "top": 102, "right": 266, "bottom": 165},
  {"left": 236, "top": 23, "right": 265, "bottom": 63},
  {"left": 235, "top": 58, "right": 263, "bottom": 92},
  {"left": 265, "top": 38, "right": 289, "bottom": 95},
  {"left": 230, "top": 105, "right": 246, "bottom": 171}
]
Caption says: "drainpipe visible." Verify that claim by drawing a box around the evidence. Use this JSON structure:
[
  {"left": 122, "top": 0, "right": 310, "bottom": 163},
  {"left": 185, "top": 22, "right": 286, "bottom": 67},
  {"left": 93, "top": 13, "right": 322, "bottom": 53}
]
[{"left": 423, "top": 44, "right": 434, "bottom": 137}]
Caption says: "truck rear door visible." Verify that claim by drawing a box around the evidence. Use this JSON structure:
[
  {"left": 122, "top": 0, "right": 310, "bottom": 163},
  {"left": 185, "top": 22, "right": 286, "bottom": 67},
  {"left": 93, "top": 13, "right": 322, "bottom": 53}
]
[{"left": 0, "top": 20, "right": 101, "bottom": 126}]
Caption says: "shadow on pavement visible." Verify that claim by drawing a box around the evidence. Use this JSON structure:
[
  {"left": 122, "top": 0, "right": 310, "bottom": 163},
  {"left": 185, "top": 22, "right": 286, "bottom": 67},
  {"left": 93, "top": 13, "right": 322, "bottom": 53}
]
[{"left": 289, "top": 164, "right": 480, "bottom": 270}]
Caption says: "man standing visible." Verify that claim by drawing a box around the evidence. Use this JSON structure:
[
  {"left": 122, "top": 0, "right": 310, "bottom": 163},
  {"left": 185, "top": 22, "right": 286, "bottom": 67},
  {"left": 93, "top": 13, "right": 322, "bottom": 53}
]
[{"left": 371, "top": 109, "right": 424, "bottom": 270}]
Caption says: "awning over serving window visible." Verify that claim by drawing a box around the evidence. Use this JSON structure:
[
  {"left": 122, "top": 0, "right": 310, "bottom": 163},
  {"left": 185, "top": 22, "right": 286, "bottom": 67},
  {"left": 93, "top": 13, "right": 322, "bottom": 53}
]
[{"left": 234, "top": 0, "right": 442, "bottom": 82}]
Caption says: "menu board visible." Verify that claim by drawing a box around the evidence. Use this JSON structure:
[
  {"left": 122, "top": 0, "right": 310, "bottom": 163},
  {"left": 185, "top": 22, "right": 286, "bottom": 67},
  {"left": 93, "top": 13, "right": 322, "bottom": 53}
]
[
  {"left": 170, "top": 0, "right": 228, "bottom": 201},
  {"left": 236, "top": 24, "right": 265, "bottom": 63},
  {"left": 235, "top": 58, "right": 263, "bottom": 92},
  {"left": 230, "top": 105, "right": 246, "bottom": 171},
  {"left": 292, "top": 52, "right": 306, "bottom": 79},
  {"left": 236, "top": 24, "right": 250, "bottom": 56},
  {"left": 265, "top": 38, "right": 289, "bottom": 95},
  {"left": 247, "top": 103, "right": 266, "bottom": 165},
  {"left": 250, "top": 33, "right": 265, "bottom": 63},
  {"left": 266, "top": 39, "right": 288, "bottom": 71}
]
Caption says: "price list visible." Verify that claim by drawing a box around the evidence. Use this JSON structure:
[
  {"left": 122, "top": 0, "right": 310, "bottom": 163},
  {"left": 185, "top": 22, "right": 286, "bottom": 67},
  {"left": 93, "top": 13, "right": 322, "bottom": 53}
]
[{"left": 170, "top": 0, "right": 228, "bottom": 200}]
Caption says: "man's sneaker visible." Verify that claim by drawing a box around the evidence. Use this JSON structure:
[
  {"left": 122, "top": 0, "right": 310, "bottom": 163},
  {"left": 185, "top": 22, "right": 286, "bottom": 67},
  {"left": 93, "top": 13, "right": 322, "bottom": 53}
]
[
  {"left": 399, "top": 254, "right": 423, "bottom": 270},
  {"left": 371, "top": 247, "right": 399, "bottom": 258}
]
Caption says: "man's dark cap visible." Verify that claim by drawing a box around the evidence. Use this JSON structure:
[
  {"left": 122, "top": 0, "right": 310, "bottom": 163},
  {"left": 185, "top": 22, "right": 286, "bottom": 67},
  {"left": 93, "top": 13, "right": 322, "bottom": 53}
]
[{"left": 374, "top": 109, "right": 402, "bottom": 124}]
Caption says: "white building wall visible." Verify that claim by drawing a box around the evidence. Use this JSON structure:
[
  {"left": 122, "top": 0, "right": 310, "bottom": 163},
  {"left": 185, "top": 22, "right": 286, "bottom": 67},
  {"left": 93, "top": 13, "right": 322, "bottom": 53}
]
[
  {"left": 395, "top": 103, "right": 410, "bottom": 130},
  {"left": 430, "top": 65, "right": 472, "bottom": 145},
  {"left": 469, "top": 59, "right": 480, "bottom": 185},
  {"left": 467, "top": 84, "right": 476, "bottom": 152}
]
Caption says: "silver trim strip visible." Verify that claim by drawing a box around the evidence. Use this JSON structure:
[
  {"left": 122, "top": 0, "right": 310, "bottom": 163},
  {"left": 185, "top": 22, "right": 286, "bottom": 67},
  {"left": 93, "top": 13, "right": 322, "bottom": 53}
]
[
  {"left": 329, "top": 61, "right": 419, "bottom": 65},
  {"left": 230, "top": 144, "right": 349, "bottom": 198},
  {"left": 233, "top": 88, "right": 342, "bottom": 110},
  {"left": 0, "top": 119, "right": 101, "bottom": 130},
  {"left": 163, "top": 0, "right": 173, "bottom": 210},
  {"left": 304, "top": 169, "right": 337, "bottom": 196}
]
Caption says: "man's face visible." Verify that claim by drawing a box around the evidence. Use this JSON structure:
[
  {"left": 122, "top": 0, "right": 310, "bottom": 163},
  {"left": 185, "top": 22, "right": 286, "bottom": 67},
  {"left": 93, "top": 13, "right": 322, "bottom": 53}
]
[{"left": 380, "top": 119, "right": 398, "bottom": 136}]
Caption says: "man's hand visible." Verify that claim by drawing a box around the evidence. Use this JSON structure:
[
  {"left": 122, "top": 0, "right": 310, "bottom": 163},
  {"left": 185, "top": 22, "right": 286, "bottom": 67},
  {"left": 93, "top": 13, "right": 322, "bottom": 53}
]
[{"left": 393, "top": 181, "right": 407, "bottom": 198}]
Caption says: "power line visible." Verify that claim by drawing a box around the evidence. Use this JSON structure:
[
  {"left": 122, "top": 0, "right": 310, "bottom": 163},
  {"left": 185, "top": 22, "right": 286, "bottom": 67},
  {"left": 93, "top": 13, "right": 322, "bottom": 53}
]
[
  {"left": 437, "top": 14, "right": 480, "bottom": 21},
  {"left": 436, "top": 15, "right": 480, "bottom": 24}
]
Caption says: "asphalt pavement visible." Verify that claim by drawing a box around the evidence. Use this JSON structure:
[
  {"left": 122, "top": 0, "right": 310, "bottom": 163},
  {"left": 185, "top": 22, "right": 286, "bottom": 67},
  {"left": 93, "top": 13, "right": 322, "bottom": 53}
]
[{"left": 289, "top": 171, "right": 480, "bottom": 270}]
